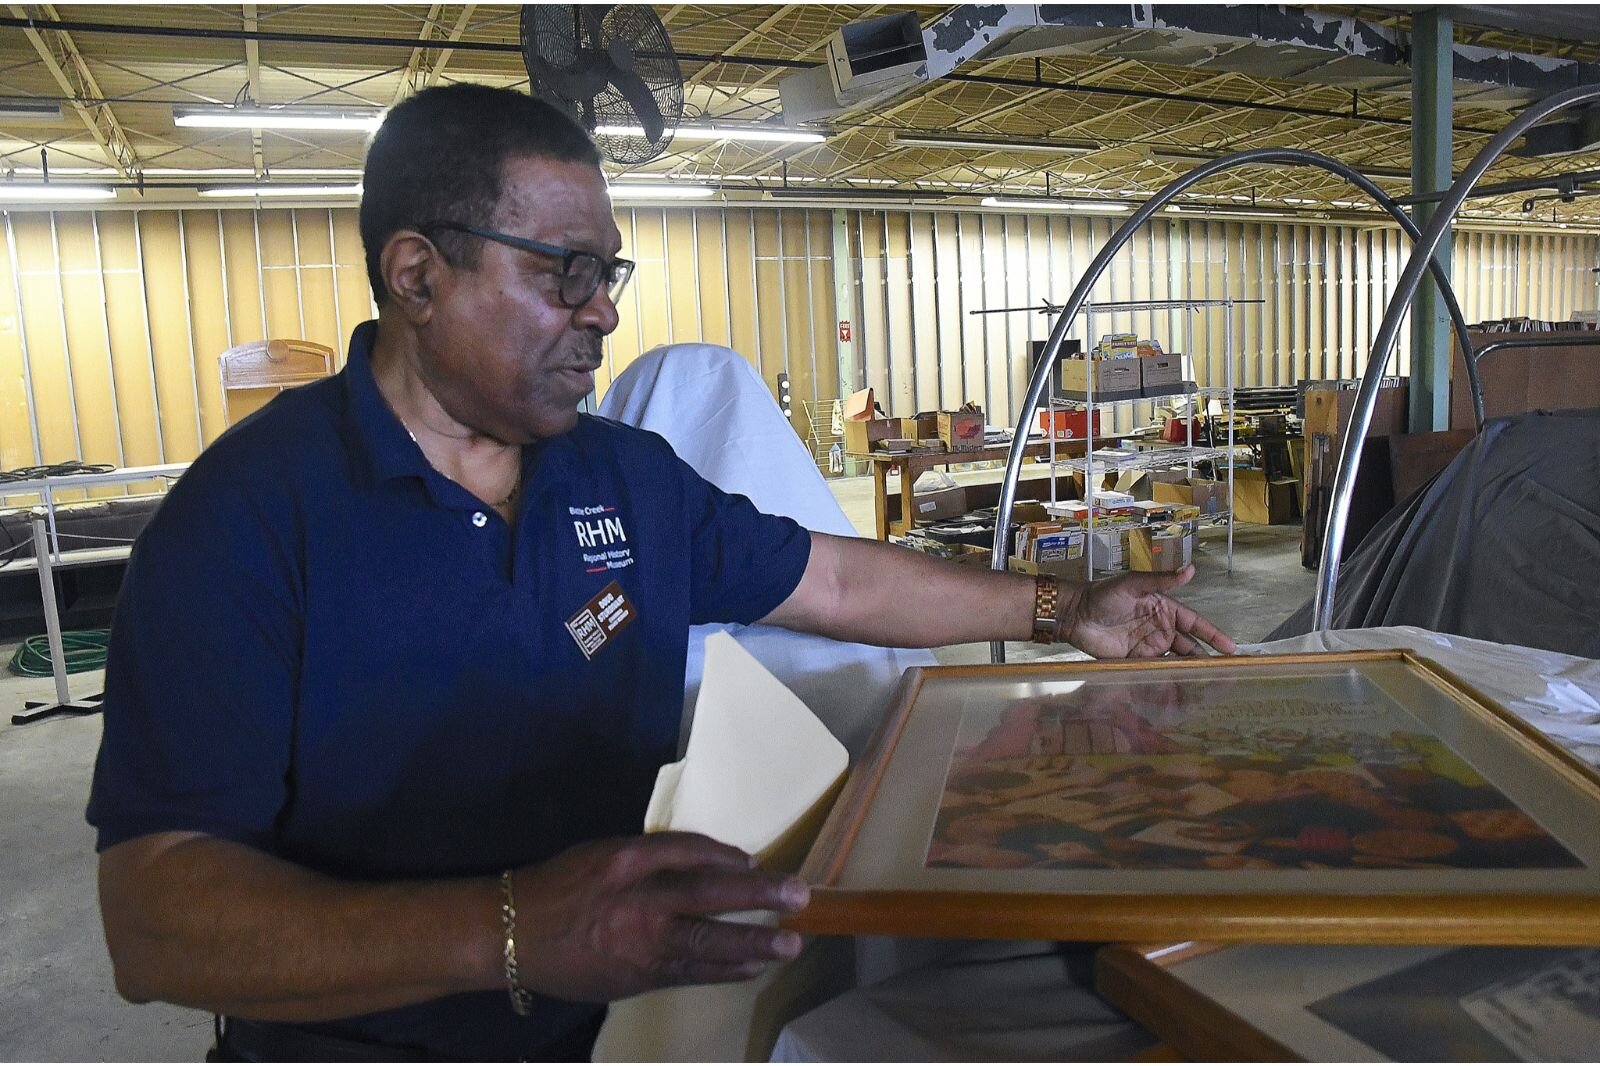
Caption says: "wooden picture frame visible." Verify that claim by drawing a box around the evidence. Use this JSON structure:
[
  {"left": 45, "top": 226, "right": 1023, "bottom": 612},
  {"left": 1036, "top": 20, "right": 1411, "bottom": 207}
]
[
  {"left": 785, "top": 651, "right": 1600, "bottom": 944},
  {"left": 1095, "top": 941, "right": 1600, "bottom": 1061}
]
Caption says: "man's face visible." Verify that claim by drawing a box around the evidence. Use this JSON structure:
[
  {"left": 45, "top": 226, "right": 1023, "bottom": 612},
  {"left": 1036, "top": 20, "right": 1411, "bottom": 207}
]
[{"left": 416, "top": 155, "right": 622, "bottom": 442}]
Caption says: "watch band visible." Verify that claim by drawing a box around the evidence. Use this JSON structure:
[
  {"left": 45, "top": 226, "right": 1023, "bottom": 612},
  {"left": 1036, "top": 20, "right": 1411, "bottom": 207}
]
[{"left": 1031, "top": 574, "right": 1060, "bottom": 644}]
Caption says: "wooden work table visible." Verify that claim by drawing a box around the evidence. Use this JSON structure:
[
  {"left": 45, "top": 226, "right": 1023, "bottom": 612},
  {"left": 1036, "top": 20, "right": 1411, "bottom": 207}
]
[{"left": 853, "top": 438, "right": 1109, "bottom": 541}]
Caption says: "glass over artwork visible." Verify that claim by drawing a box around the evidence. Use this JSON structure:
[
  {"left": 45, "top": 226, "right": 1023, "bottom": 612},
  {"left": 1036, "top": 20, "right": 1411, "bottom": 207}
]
[{"left": 927, "top": 669, "right": 1582, "bottom": 872}]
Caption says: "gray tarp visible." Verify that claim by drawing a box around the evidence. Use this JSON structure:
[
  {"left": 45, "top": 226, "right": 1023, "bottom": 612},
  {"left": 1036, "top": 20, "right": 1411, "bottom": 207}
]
[{"left": 1270, "top": 408, "right": 1600, "bottom": 657}]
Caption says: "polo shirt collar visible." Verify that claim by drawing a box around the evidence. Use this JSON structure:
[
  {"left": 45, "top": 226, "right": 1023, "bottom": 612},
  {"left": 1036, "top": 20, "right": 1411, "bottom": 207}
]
[
  {"left": 342, "top": 320, "right": 434, "bottom": 488},
  {"left": 339, "top": 319, "right": 571, "bottom": 503}
]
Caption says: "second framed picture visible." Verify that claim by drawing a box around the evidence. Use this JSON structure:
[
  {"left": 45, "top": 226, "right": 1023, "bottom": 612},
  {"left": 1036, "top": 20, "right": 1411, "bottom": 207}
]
[
  {"left": 1094, "top": 941, "right": 1600, "bottom": 1061},
  {"left": 786, "top": 651, "right": 1600, "bottom": 944}
]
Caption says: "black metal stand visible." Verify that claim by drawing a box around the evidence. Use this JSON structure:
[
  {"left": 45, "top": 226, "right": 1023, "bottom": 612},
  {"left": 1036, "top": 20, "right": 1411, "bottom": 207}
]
[{"left": 13, "top": 690, "right": 103, "bottom": 725}]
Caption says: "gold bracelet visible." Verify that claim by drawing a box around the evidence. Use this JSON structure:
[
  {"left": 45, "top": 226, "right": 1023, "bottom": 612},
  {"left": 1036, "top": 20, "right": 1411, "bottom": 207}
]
[
  {"left": 499, "top": 870, "right": 536, "bottom": 1016},
  {"left": 1031, "top": 574, "right": 1060, "bottom": 644}
]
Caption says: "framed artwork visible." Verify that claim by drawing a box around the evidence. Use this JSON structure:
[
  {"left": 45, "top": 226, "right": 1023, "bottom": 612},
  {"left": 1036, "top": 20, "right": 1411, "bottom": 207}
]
[
  {"left": 786, "top": 651, "right": 1600, "bottom": 944},
  {"left": 1095, "top": 941, "right": 1600, "bottom": 1062}
]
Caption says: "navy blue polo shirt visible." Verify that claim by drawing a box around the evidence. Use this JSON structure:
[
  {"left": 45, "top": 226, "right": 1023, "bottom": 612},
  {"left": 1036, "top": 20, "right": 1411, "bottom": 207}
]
[{"left": 86, "top": 320, "right": 811, "bottom": 1059}]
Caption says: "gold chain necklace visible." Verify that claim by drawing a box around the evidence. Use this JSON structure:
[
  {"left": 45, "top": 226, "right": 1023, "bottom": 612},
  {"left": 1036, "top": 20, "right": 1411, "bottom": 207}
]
[{"left": 398, "top": 417, "right": 520, "bottom": 508}]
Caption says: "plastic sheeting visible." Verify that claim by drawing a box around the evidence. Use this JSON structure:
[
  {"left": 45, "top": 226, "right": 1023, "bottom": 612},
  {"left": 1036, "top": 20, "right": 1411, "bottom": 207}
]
[
  {"left": 1250, "top": 626, "right": 1600, "bottom": 769},
  {"left": 598, "top": 342, "right": 936, "bottom": 758},
  {"left": 1273, "top": 409, "right": 1600, "bottom": 657}
]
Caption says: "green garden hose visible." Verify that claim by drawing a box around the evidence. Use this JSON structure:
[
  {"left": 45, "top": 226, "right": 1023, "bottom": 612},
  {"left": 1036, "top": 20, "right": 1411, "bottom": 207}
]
[{"left": 6, "top": 628, "right": 110, "bottom": 677}]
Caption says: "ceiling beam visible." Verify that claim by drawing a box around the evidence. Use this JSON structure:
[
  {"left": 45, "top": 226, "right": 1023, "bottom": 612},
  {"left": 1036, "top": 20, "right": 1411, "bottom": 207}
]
[
  {"left": 243, "top": 3, "right": 264, "bottom": 179},
  {"left": 8, "top": 2, "right": 139, "bottom": 179},
  {"left": 661, "top": 7, "right": 881, "bottom": 177},
  {"left": 422, "top": 5, "right": 474, "bottom": 90},
  {"left": 391, "top": 3, "right": 442, "bottom": 105},
  {"left": 391, "top": 3, "right": 475, "bottom": 106},
  {"left": 682, "top": 5, "right": 795, "bottom": 90}
]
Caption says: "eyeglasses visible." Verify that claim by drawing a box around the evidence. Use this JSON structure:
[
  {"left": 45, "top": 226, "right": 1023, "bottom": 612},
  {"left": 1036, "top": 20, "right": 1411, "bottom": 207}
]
[{"left": 422, "top": 221, "right": 635, "bottom": 309}]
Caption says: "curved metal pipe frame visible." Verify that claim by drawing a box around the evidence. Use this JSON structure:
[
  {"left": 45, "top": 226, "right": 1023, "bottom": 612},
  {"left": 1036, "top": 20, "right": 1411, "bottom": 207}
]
[
  {"left": 1466, "top": 332, "right": 1600, "bottom": 368},
  {"left": 1312, "top": 83, "right": 1600, "bottom": 633},
  {"left": 987, "top": 148, "right": 1474, "bottom": 664}
]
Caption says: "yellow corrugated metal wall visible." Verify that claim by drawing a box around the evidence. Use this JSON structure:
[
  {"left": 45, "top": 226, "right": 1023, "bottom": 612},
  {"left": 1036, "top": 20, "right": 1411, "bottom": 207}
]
[
  {"left": 601, "top": 206, "right": 839, "bottom": 446},
  {"left": 0, "top": 204, "right": 1595, "bottom": 478},
  {"left": 848, "top": 211, "right": 1600, "bottom": 434}
]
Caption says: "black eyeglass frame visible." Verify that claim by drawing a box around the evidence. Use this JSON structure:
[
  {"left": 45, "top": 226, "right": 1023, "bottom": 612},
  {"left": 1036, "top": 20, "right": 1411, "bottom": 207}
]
[{"left": 421, "top": 221, "right": 635, "bottom": 309}]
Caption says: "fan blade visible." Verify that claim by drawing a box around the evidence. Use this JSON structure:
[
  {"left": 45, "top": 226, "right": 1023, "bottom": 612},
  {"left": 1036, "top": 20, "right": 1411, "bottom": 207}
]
[
  {"left": 580, "top": 5, "right": 610, "bottom": 48},
  {"left": 610, "top": 68, "right": 666, "bottom": 143}
]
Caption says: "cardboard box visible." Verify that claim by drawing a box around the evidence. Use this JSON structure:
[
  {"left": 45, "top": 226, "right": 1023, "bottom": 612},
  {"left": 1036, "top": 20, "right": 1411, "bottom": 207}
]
[
  {"left": 1150, "top": 473, "right": 1228, "bottom": 516},
  {"left": 1044, "top": 501, "right": 1089, "bottom": 524},
  {"left": 1011, "top": 501, "right": 1050, "bottom": 527},
  {"left": 1028, "top": 338, "right": 1082, "bottom": 393},
  {"left": 948, "top": 544, "right": 997, "bottom": 568},
  {"left": 911, "top": 483, "right": 968, "bottom": 523},
  {"left": 1139, "top": 353, "right": 1184, "bottom": 394},
  {"left": 1132, "top": 500, "right": 1181, "bottom": 524},
  {"left": 1036, "top": 408, "right": 1101, "bottom": 441},
  {"left": 1087, "top": 529, "right": 1129, "bottom": 573},
  {"left": 1059, "top": 358, "right": 1141, "bottom": 401},
  {"left": 1233, "top": 469, "right": 1300, "bottom": 525},
  {"left": 843, "top": 416, "right": 899, "bottom": 455},
  {"left": 1008, "top": 555, "right": 1087, "bottom": 582},
  {"left": 842, "top": 387, "right": 877, "bottom": 422},
  {"left": 1131, "top": 525, "right": 1194, "bottom": 572},
  {"left": 938, "top": 409, "right": 985, "bottom": 452},
  {"left": 900, "top": 413, "right": 940, "bottom": 441},
  {"left": 1302, "top": 384, "right": 1408, "bottom": 440},
  {"left": 1089, "top": 489, "right": 1135, "bottom": 509},
  {"left": 1114, "top": 469, "right": 1151, "bottom": 501}
]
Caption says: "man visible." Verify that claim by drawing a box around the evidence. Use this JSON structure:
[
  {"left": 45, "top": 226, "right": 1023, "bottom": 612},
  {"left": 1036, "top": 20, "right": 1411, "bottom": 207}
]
[{"left": 89, "top": 83, "right": 1234, "bottom": 1062}]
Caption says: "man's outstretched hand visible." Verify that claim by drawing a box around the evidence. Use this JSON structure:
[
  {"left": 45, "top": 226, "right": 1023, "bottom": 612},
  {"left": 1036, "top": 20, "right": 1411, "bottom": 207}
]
[{"left": 1065, "top": 565, "right": 1238, "bottom": 658}]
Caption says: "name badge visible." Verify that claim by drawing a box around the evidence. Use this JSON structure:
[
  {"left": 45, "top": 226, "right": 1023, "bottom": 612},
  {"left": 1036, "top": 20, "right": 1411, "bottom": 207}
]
[{"left": 565, "top": 580, "right": 637, "bottom": 660}]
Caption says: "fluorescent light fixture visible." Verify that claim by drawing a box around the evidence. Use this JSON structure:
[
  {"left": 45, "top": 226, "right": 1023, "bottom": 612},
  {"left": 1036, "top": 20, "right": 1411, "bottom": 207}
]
[
  {"left": 766, "top": 186, "right": 949, "bottom": 201},
  {"left": 0, "top": 99, "right": 64, "bottom": 121},
  {"left": 199, "top": 183, "right": 363, "bottom": 198},
  {"left": 0, "top": 183, "right": 115, "bottom": 202},
  {"left": 7, "top": 165, "right": 118, "bottom": 176},
  {"left": 145, "top": 167, "right": 255, "bottom": 177},
  {"left": 1167, "top": 204, "right": 1300, "bottom": 221},
  {"left": 174, "top": 106, "right": 383, "bottom": 132},
  {"left": 595, "top": 124, "right": 824, "bottom": 144},
  {"left": 981, "top": 196, "right": 1130, "bottom": 212},
  {"left": 143, "top": 167, "right": 363, "bottom": 178},
  {"left": 1149, "top": 147, "right": 1412, "bottom": 182},
  {"left": 896, "top": 133, "right": 1098, "bottom": 155},
  {"left": 607, "top": 183, "right": 714, "bottom": 200},
  {"left": 272, "top": 168, "right": 366, "bottom": 177},
  {"left": 1149, "top": 148, "right": 1218, "bottom": 165}
]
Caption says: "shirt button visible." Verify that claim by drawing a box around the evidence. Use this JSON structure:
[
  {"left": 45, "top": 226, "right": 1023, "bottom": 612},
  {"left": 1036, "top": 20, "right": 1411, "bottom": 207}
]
[{"left": 471, "top": 512, "right": 488, "bottom": 528}]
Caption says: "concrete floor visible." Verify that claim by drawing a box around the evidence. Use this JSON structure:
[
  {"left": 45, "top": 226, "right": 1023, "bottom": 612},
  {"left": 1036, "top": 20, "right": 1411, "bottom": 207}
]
[
  {"left": 0, "top": 664, "right": 212, "bottom": 1061},
  {"left": 0, "top": 474, "right": 1315, "bottom": 1061}
]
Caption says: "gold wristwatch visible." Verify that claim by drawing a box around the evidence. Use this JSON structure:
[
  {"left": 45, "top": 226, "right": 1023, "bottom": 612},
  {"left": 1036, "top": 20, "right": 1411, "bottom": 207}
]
[{"left": 1031, "top": 574, "right": 1060, "bottom": 644}]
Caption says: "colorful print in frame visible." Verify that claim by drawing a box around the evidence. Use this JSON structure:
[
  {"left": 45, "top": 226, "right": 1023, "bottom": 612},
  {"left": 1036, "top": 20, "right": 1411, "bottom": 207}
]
[
  {"left": 928, "top": 669, "right": 1580, "bottom": 873},
  {"left": 788, "top": 652, "right": 1600, "bottom": 945}
]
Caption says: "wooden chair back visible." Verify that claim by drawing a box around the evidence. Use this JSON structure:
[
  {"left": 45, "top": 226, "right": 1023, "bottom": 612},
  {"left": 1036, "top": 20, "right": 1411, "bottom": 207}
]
[{"left": 219, "top": 338, "right": 335, "bottom": 425}]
